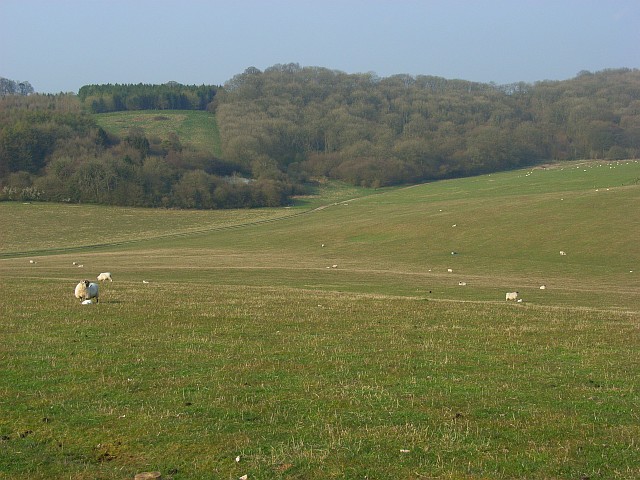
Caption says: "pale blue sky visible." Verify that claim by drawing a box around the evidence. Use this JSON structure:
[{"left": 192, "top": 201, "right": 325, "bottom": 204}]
[{"left": 1, "top": 0, "right": 639, "bottom": 93}]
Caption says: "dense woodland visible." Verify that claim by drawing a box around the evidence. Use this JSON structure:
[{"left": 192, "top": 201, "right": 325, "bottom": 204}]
[
  {"left": 1, "top": 66, "right": 639, "bottom": 208},
  {"left": 216, "top": 65, "right": 640, "bottom": 187}
]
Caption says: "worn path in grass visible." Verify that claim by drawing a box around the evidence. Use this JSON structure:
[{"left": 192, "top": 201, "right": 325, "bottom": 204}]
[{"left": 0, "top": 182, "right": 383, "bottom": 258}]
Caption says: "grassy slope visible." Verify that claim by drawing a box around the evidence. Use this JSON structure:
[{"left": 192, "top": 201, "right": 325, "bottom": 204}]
[
  {"left": 7, "top": 159, "right": 633, "bottom": 309},
  {"left": 1, "top": 160, "right": 639, "bottom": 479},
  {"left": 94, "top": 110, "right": 222, "bottom": 156}
]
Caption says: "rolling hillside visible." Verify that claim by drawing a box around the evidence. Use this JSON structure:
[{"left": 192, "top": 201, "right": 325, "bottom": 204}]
[
  {"left": 1, "top": 161, "right": 639, "bottom": 479},
  {"left": 2, "top": 159, "right": 639, "bottom": 311}
]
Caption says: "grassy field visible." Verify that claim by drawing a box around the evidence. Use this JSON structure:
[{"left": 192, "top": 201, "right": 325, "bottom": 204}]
[
  {"left": 94, "top": 110, "right": 222, "bottom": 156},
  {"left": 1, "top": 160, "right": 639, "bottom": 479}
]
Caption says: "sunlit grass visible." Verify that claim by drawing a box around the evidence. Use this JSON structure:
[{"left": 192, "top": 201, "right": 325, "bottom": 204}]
[
  {"left": 1, "top": 160, "right": 639, "bottom": 478},
  {"left": 0, "top": 281, "right": 638, "bottom": 479}
]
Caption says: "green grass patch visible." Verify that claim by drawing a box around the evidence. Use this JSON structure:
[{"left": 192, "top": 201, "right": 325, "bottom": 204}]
[
  {"left": 94, "top": 110, "right": 222, "bottom": 156},
  {"left": 0, "top": 282, "right": 638, "bottom": 479}
]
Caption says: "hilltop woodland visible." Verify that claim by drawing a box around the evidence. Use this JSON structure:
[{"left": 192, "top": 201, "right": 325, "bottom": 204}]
[{"left": 1, "top": 66, "right": 639, "bottom": 208}]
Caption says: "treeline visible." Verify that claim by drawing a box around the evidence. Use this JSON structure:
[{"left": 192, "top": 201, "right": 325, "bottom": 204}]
[
  {"left": 78, "top": 82, "right": 217, "bottom": 113},
  {"left": 0, "top": 94, "right": 297, "bottom": 208},
  {"left": 0, "top": 77, "right": 35, "bottom": 97},
  {"left": 1, "top": 66, "right": 639, "bottom": 209},
  {"left": 215, "top": 65, "right": 640, "bottom": 187}
]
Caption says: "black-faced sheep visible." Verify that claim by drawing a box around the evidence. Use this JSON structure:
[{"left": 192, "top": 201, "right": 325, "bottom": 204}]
[{"left": 75, "top": 280, "right": 99, "bottom": 303}]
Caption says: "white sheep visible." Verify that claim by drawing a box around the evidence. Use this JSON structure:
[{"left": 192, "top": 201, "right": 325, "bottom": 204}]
[
  {"left": 560, "top": 251, "right": 567, "bottom": 256},
  {"left": 458, "top": 281, "right": 467, "bottom": 286},
  {"left": 540, "top": 285, "right": 546, "bottom": 290},
  {"left": 505, "top": 291, "right": 519, "bottom": 301},
  {"left": 97, "top": 272, "right": 113, "bottom": 282},
  {"left": 75, "top": 280, "right": 99, "bottom": 303}
]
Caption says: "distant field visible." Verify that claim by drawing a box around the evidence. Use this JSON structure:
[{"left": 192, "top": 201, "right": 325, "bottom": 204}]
[
  {"left": 1, "top": 160, "right": 639, "bottom": 479},
  {"left": 0, "top": 182, "right": 375, "bottom": 255},
  {"left": 0, "top": 204, "right": 295, "bottom": 255},
  {"left": 94, "top": 110, "right": 222, "bottom": 156}
]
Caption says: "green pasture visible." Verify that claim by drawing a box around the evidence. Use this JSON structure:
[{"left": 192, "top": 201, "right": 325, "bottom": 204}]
[
  {"left": 1, "top": 160, "right": 639, "bottom": 479},
  {"left": 94, "top": 111, "right": 222, "bottom": 156}
]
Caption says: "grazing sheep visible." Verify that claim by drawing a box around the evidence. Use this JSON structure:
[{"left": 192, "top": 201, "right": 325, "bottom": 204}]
[
  {"left": 560, "top": 251, "right": 567, "bottom": 256},
  {"left": 505, "top": 291, "right": 519, "bottom": 301},
  {"left": 540, "top": 285, "right": 546, "bottom": 290},
  {"left": 97, "top": 272, "right": 113, "bottom": 282},
  {"left": 75, "top": 280, "right": 99, "bottom": 303},
  {"left": 447, "top": 268, "right": 453, "bottom": 273},
  {"left": 458, "top": 281, "right": 467, "bottom": 286}
]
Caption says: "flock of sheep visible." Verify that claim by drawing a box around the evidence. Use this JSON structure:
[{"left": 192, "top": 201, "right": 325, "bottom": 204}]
[
  {"left": 71, "top": 272, "right": 535, "bottom": 305},
  {"left": 443, "top": 249, "right": 563, "bottom": 304},
  {"left": 26, "top": 259, "right": 148, "bottom": 304},
  {"left": 442, "top": 249, "right": 562, "bottom": 304},
  {"left": 50, "top": 244, "right": 569, "bottom": 305},
  {"left": 39, "top": 219, "right": 574, "bottom": 306},
  {"left": 68, "top": 248, "right": 568, "bottom": 305}
]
